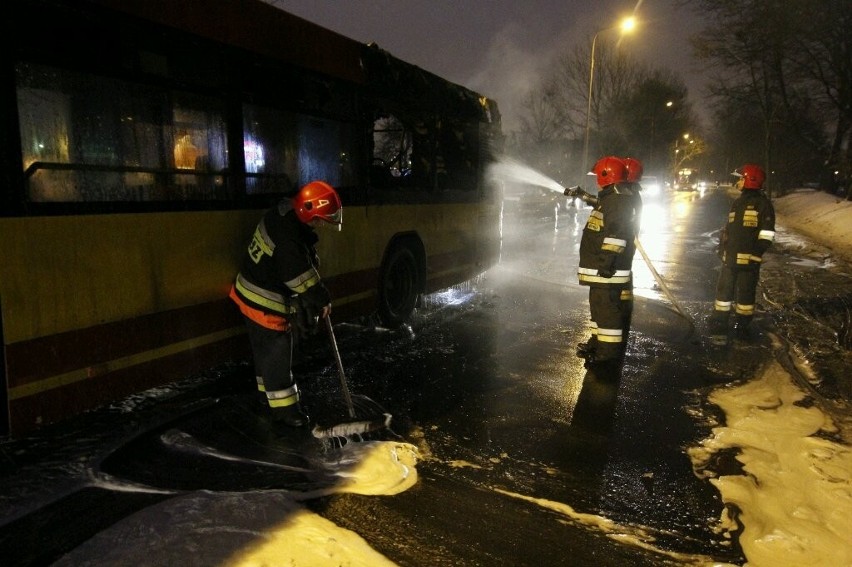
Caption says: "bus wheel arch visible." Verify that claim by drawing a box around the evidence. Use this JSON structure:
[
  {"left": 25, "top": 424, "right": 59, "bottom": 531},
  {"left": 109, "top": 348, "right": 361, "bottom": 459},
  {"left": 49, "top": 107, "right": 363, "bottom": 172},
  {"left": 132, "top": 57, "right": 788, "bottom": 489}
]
[{"left": 377, "top": 234, "right": 425, "bottom": 327}]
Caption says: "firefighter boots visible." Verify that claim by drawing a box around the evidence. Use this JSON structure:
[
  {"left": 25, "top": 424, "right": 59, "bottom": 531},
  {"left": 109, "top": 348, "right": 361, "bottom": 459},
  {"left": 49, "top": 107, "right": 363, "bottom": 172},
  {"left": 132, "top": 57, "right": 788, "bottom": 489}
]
[
  {"left": 584, "top": 357, "right": 623, "bottom": 381},
  {"left": 734, "top": 322, "right": 752, "bottom": 341},
  {"left": 272, "top": 403, "right": 310, "bottom": 428},
  {"left": 576, "top": 340, "right": 597, "bottom": 359}
]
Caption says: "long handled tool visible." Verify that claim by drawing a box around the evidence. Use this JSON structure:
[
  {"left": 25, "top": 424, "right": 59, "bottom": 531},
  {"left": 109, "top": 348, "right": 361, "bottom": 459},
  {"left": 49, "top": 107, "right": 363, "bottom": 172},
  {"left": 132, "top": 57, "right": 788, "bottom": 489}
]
[
  {"left": 311, "top": 316, "right": 392, "bottom": 439},
  {"left": 635, "top": 236, "right": 696, "bottom": 333}
]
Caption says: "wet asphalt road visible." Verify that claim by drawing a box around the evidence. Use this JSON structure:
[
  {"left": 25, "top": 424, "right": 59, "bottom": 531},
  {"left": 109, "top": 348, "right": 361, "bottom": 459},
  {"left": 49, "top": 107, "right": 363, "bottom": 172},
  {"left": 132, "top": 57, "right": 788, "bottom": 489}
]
[{"left": 2, "top": 186, "right": 850, "bottom": 566}]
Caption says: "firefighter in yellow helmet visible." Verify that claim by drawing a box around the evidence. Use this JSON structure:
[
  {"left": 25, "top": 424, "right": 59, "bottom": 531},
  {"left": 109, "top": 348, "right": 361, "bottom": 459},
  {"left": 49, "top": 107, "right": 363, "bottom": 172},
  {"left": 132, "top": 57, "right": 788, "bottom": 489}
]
[
  {"left": 709, "top": 164, "right": 775, "bottom": 343},
  {"left": 229, "top": 181, "right": 342, "bottom": 428}
]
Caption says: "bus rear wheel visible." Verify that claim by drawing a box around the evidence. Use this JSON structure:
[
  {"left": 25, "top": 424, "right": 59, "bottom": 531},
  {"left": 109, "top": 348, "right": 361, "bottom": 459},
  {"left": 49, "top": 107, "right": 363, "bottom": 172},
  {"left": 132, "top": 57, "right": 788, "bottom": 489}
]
[{"left": 377, "top": 242, "right": 422, "bottom": 327}]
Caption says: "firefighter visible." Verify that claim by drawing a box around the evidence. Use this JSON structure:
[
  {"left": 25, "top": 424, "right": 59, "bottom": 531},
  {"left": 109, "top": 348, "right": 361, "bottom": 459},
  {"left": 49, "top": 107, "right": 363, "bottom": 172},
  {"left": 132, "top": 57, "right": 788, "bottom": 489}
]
[
  {"left": 621, "top": 157, "right": 644, "bottom": 334},
  {"left": 709, "top": 164, "right": 775, "bottom": 342},
  {"left": 229, "top": 180, "right": 343, "bottom": 428},
  {"left": 574, "top": 156, "right": 638, "bottom": 372}
]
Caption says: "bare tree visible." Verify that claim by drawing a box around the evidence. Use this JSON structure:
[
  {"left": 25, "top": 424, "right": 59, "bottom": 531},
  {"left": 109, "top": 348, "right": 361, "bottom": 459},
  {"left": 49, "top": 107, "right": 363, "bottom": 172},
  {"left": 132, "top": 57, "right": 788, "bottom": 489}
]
[
  {"left": 788, "top": 0, "right": 852, "bottom": 196},
  {"left": 512, "top": 35, "right": 701, "bottom": 183},
  {"left": 686, "top": 0, "right": 847, "bottom": 195},
  {"left": 518, "top": 85, "right": 563, "bottom": 145}
]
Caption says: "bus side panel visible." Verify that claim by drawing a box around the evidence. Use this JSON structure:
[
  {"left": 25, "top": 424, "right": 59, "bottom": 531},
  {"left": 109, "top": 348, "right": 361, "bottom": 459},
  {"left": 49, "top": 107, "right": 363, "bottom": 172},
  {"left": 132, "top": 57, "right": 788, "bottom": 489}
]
[
  {"left": 5, "top": 299, "right": 242, "bottom": 392},
  {"left": 330, "top": 202, "right": 500, "bottom": 294},
  {"left": 0, "top": 212, "right": 261, "bottom": 435},
  {"left": 0, "top": 213, "right": 258, "bottom": 345},
  {"left": 8, "top": 331, "right": 249, "bottom": 434}
]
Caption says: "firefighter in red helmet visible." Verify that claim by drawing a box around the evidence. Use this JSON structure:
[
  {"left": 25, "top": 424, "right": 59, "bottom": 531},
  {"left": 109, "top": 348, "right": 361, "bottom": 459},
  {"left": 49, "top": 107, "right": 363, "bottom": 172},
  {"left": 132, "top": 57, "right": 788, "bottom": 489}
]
[
  {"left": 575, "top": 156, "right": 639, "bottom": 375},
  {"left": 709, "top": 164, "right": 775, "bottom": 343},
  {"left": 621, "top": 157, "right": 644, "bottom": 333},
  {"left": 229, "top": 181, "right": 342, "bottom": 428}
]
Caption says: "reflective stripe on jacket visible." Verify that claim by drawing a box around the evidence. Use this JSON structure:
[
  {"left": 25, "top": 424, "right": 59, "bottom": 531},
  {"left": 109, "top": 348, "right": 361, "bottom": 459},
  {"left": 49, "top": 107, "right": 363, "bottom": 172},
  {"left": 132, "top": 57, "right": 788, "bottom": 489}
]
[
  {"left": 229, "top": 285, "right": 290, "bottom": 331},
  {"left": 719, "top": 189, "right": 775, "bottom": 268},
  {"left": 229, "top": 199, "right": 327, "bottom": 330}
]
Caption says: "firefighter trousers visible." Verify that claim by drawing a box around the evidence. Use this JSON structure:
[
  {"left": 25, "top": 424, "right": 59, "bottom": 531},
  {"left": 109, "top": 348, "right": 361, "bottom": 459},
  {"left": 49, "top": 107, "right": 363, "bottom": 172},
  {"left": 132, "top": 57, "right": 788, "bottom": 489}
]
[
  {"left": 588, "top": 285, "right": 630, "bottom": 361},
  {"left": 711, "top": 265, "right": 759, "bottom": 329},
  {"left": 242, "top": 316, "right": 300, "bottom": 410}
]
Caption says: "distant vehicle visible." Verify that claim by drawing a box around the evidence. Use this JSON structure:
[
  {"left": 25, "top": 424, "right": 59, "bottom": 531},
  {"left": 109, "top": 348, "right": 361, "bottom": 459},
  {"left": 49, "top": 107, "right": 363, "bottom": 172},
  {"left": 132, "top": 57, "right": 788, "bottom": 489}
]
[
  {"left": 641, "top": 176, "right": 662, "bottom": 197},
  {"left": 674, "top": 168, "right": 700, "bottom": 191}
]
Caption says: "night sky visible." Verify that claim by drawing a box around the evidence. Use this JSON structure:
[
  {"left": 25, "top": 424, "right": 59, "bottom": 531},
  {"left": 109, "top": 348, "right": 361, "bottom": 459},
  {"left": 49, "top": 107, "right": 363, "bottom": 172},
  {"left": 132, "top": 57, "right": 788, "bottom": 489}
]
[{"left": 266, "top": 0, "right": 712, "bottom": 131}]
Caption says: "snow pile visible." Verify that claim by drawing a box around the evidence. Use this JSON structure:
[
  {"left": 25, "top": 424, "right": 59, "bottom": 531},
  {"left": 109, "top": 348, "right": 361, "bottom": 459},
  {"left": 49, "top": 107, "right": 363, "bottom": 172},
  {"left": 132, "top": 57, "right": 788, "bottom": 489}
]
[
  {"left": 689, "top": 362, "right": 852, "bottom": 567},
  {"left": 55, "top": 440, "right": 420, "bottom": 566},
  {"left": 773, "top": 189, "right": 852, "bottom": 262}
]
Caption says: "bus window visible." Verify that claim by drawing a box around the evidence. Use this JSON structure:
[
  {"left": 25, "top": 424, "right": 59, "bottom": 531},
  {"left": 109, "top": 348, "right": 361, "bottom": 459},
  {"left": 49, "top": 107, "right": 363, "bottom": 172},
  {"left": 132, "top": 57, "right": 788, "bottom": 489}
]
[
  {"left": 16, "top": 62, "right": 229, "bottom": 203},
  {"left": 170, "top": 102, "right": 229, "bottom": 199},
  {"left": 437, "top": 120, "right": 478, "bottom": 192},
  {"left": 373, "top": 115, "right": 413, "bottom": 182},
  {"left": 243, "top": 103, "right": 298, "bottom": 195},
  {"left": 244, "top": 103, "right": 358, "bottom": 196},
  {"left": 371, "top": 113, "right": 481, "bottom": 195},
  {"left": 298, "top": 116, "right": 358, "bottom": 189}
]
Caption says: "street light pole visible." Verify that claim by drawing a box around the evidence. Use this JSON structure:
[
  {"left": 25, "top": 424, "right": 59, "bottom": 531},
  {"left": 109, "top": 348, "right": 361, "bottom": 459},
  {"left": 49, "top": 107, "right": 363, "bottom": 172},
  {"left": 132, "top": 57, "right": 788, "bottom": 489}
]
[
  {"left": 581, "top": 32, "right": 599, "bottom": 181},
  {"left": 580, "top": 17, "right": 636, "bottom": 181}
]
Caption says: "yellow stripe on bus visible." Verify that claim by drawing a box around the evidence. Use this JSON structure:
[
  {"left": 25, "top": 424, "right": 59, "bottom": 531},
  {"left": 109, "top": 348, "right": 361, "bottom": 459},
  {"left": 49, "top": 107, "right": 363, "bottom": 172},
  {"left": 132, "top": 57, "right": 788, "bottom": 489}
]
[
  {"left": 8, "top": 326, "right": 247, "bottom": 401},
  {"left": 9, "top": 269, "right": 472, "bottom": 402}
]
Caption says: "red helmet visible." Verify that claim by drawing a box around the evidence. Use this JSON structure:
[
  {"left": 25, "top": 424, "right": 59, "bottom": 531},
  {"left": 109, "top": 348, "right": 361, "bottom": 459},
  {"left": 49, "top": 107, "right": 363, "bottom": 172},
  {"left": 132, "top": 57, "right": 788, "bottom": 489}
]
[
  {"left": 592, "top": 156, "right": 628, "bottom": 187},
  {"left": 293, "top": 181, "right": 342, "bottom": 225},
  {"left": 623, "top": 157, "right": 643, "bottom": 182},
  {"left": 733, "top": 164, "right": 765, "bottom": 190}
]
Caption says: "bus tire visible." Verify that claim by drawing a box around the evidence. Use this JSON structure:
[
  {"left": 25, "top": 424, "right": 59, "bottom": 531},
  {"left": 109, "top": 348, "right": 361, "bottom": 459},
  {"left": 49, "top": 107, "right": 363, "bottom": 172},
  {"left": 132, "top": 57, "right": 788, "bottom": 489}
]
[{"left": 377, "top": 241, "right": 422, "bottom": 327}]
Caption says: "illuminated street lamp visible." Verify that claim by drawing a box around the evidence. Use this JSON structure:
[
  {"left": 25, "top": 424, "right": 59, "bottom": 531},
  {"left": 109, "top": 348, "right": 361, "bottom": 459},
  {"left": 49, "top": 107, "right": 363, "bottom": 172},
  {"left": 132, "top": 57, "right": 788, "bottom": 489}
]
[{"left": 581, "top": 16, "right": 636, "bottom": 178}]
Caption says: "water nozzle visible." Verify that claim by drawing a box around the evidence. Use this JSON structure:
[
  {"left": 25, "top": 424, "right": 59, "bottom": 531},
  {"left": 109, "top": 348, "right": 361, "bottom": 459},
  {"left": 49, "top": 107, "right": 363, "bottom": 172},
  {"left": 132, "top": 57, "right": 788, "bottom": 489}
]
[{"left": 564, "top": 185, "right": 598, "bottom": 206}]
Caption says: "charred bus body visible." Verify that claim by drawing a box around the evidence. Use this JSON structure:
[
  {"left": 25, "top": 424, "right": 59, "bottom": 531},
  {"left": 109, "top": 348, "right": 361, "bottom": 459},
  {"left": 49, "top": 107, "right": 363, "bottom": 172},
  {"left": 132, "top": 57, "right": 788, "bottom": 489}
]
[{"left": 0, "top": 0, "right": 502, "bottom": 436}]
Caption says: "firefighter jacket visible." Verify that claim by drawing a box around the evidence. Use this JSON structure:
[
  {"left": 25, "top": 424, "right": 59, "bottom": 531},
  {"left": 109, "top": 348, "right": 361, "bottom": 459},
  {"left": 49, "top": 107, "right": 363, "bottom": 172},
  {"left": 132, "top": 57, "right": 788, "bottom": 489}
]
[
  {"left": 230, "top": 199, "right": 331, "bottom": 330},
  {"left": 718, "top": 189, "right": 775, "bottom": 269},
  {"left": 578, "top": 183, "right": 637, "bottom": 287},
  {"left": 624, "top": 181, "right": 644, "bottom": 239}
]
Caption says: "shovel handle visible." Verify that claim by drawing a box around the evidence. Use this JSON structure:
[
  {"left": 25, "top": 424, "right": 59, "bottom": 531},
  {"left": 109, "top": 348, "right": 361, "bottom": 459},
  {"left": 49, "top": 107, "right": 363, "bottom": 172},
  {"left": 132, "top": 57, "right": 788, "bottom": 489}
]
[{"left": 325, "top": 316, "right": 356, "bottom": 418}]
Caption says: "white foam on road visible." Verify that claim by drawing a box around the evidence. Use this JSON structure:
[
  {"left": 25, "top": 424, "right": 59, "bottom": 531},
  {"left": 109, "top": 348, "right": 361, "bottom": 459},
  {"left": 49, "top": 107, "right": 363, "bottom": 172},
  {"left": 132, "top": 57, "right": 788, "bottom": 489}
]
[{"left": 688, "top": 362, "right": 852, "bottom": 567}]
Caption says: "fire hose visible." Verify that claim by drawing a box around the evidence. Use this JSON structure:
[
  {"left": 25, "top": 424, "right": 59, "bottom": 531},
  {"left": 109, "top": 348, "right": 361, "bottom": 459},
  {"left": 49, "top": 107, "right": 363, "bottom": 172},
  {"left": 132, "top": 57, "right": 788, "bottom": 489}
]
[{"left": 634, "top": 237, "right": 696, "bottom": 334}]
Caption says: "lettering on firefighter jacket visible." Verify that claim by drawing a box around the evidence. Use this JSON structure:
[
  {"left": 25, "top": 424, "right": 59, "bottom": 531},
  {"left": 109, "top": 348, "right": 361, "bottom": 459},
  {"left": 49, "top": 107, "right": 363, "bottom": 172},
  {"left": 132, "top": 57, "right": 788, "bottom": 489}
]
[
  {"left": 230, "top": 199, "right": 330, "bottom": 329},
  {"left": 718, "top": 189, "right": 776, "bottom": 268},
  {"left": 578, "top": 184, "right": 637, "bottom": 286}
]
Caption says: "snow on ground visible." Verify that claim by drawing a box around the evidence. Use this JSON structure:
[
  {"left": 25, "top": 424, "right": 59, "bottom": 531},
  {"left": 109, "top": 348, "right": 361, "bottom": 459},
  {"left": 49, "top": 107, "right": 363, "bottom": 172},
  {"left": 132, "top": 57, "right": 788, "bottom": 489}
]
[
  {"left": 690, "top": 187, "right": 852, "bottom": 566},
  {"left": 54, "top": 440, "right": 421, "bottom": 566},
  {"left": 772, "top": 189, "right": 852, "bottom": 263},
  {"left": 689, "top": 357, "right": 852, "bottom": 567}
]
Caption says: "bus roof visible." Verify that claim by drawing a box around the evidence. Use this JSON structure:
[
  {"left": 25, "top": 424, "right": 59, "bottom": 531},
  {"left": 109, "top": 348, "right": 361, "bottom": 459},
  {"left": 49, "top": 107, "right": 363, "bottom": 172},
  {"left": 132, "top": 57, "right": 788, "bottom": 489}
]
[
  {"left": 83, "top": 0, "right": 500, "bottom": 123},
  {"left": 86, "top": 0, "right": 367, "bottom": 84},
  {"left": 363, "top": 43, "right": 500, "bottom": 124}
]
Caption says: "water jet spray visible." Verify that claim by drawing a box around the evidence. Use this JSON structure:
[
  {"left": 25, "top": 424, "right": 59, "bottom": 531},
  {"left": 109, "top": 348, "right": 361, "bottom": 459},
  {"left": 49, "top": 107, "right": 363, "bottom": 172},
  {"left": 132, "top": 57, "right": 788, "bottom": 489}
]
[{"left": 487, "top": 156, "right": 694, "bottom": 332}]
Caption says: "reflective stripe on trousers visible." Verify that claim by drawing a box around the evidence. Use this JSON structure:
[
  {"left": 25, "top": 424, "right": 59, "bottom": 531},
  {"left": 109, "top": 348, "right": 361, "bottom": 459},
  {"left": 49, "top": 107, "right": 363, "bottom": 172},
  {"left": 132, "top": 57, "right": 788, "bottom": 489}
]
[{"left": 266, "top": 384, "right": 300, "bottom": 408}]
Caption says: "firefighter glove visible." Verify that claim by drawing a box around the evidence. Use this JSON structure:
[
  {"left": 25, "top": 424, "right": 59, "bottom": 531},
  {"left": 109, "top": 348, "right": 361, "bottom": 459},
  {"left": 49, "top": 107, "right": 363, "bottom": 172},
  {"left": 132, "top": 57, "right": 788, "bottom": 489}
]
[
  {"left": 294, "top": 284, "right": 331, "bottom": 336},
  {"left": 283, "top": 305, "right": 309, "bottom": 339},
  {"left": 717, "top": 228, "right": 728, "bottom": 259},
  {"left": 598, "top": 256, "right": 617, "bottom": 278}
]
